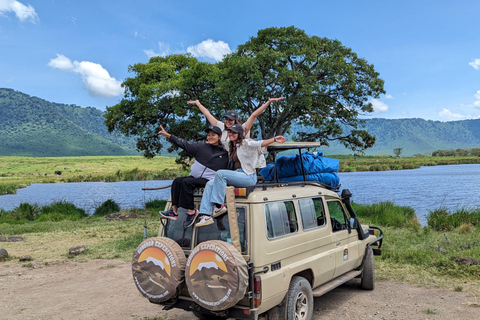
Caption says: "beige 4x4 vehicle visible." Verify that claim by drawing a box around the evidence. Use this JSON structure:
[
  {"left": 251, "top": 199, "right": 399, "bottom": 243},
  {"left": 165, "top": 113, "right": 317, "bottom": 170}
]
[{"left": 132, "top": 143, "right": 383, "bottom": 320}]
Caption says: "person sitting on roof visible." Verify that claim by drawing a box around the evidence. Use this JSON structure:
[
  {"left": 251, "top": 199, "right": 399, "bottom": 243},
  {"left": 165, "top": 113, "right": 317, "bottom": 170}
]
[
  {"left": 187, "top": 97, "right": 284, "bottom": 145},
  {"left": 158, "top": 125, "right": 228, "bottom": 228},
  {"left": 195, "top": 124, "right": 286, "bottom": 228}
]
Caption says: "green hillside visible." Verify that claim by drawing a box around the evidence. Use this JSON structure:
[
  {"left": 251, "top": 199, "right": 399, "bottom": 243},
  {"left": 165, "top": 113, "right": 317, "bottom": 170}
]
[
  {"left": 1, "top": 88, "right": 479, "bottom": 157},
  {"left": 317, "top": 118, "right": 480, "bottom": 156},
  {"left": 0, "top": 88, "right": 139, "bottom": 156}
]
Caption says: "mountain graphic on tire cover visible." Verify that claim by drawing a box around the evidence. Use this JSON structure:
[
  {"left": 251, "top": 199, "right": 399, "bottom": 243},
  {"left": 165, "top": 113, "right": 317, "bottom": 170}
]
[{"left": 185, "top": 240, "right": 248, "bottom": 311}]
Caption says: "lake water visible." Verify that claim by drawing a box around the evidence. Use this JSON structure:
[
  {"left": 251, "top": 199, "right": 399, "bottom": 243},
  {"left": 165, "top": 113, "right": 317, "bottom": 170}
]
[{"left": 1, "top": 164, "right": 479, "bottom": 225}]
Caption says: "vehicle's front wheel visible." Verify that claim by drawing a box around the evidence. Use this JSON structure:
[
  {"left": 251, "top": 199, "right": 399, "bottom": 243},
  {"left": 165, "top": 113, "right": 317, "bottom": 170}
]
[
  {"left": 361, "top": 247, "right": 375, "bottom": 290},
  {"left": 284, "top": 276, "right": 313, "bottom": 320}
]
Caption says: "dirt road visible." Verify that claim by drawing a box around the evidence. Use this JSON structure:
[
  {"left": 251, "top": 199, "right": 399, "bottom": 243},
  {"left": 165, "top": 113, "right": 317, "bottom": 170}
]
[{"left": 1, "top": 259, "right": 478, "bottom": 320}]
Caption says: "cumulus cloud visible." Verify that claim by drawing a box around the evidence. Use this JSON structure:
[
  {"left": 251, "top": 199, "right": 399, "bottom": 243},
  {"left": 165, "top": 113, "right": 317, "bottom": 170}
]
[
  {"left": 438, "top": 108, "right": 470, "bottom": 120},
  {"left": 385, "top": 94, "right": 394, "bottom": 99},
  {"left": 48, "top": 54, "right": 123, "bottom": 98},
  {"left": 370, "top": 99, "right": 389, "bottom": 113},
  {"left": 469, "top": 58, "right": 480, "bottom": 70},
  {"left": 187, "top": 39, "right": 231, "bottom": 62},
  {"left": 0, "top": 0, "right": 38, "bottom": 22}
]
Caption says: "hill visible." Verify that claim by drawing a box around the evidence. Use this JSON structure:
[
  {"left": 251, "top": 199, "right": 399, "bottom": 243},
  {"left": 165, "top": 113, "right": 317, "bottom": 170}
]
[
  {"left": 1, "top": 88, "right": 479, "bottom": 157},
  {"left": 316, "top": 118, "right": 480, "bottom": 156},
  {"left": 0, "top": 88, "right": 139, "bottom": 156}
]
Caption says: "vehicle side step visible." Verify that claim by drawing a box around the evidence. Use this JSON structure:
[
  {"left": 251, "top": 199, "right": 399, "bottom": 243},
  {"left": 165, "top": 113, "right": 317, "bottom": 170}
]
[{"left": 312, "top": 270, "right": 362, "bottom": 297}]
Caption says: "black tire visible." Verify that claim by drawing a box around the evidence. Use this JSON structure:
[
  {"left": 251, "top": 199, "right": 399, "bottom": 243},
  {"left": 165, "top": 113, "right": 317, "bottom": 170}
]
[
  {"left": 283, "top": 276, "right": 313, "bottom": 320},
  {"left": 361, "top": 247, "right": 375, "bottom": 290},
  {"left": 192, "top": 310, "right": 227, "bottom": 320}
]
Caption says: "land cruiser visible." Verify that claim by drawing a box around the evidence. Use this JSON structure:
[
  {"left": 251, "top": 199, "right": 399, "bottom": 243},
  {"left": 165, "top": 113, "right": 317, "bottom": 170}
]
[{"left": 132, "top": 142, "right": 383, "bottom": 320}]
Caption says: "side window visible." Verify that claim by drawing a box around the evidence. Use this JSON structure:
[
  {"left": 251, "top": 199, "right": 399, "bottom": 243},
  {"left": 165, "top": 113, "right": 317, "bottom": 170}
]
[
  {"left": 327, "top": 200, "right": 348, "bottom": 232},
  {"left": 265, "top": 201, "right": 298, "bottom": 239},
  {"left": 298, "top": 198, "right": 326, "bottom": 230}
]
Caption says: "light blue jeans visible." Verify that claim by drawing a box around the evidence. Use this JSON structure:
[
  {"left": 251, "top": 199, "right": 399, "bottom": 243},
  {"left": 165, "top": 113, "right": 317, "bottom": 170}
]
[{"left": 199, "top": 169, "right": 257, "bottom": 216}]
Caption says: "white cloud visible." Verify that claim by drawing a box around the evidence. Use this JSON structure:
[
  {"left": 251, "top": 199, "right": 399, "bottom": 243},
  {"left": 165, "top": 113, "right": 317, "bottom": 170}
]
[
  {"left": 144, "top": 42, "right": 172, "bottom": 58},
  {"left": 0, "top": 0, "right": 38, "bottom": 22},
  {"left": 370, "top": 99, "right": 389, "bottom": 113},
  {"left": 469, "top": 58, "right": 480, "bottom": 70},
  {"left": 438, "top": 108, "right": 470, "bottom": 120},
  {"left": 187, "top": 39, "right": 231, "bottom": 62},
  {"left": 48, "top": 54, "right": 123, "bottom": 98},
  {"left": 385, "top": 94, "right": 394, "bottom": 99},
  {"left": 474, "top": 90, "right": 480, "bottom": 108}
]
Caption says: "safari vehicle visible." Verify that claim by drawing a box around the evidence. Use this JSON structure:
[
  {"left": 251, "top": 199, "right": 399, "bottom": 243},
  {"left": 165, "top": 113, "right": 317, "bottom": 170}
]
[{"left": 132, "top": 142, "right": 383, "bottom": 320}]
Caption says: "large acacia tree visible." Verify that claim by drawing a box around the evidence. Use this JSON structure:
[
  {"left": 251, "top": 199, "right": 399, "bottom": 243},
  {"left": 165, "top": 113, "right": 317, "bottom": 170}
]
[{"left": 105, "top": 26, "right": 385, "bottom": 159}]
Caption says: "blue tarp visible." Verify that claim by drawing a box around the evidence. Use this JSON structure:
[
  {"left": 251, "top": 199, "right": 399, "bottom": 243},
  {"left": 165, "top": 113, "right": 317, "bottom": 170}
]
[{"left": 260, "top": 151, "right": 340, "bottom": 188}]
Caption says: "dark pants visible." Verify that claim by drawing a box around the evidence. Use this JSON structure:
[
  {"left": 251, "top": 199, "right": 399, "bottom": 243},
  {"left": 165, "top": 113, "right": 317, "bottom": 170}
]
[{"left": 171, "top": 176, "right": 209, "bottom": 210}]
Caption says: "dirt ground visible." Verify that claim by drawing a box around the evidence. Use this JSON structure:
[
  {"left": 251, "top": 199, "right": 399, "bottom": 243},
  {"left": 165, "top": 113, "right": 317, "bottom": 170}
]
[{"left": 1, "top": 259, "right": 479, "bottom": 320}]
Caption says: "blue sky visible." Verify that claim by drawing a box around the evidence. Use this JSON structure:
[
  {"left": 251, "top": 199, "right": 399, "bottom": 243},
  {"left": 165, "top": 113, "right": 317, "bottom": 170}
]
[{"left": 1, "top": 0, "right": 480, "bottom": 121}]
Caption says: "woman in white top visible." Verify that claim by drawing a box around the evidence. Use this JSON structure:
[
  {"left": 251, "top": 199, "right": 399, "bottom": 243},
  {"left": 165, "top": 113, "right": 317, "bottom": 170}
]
[
  {"left": 195, "top": 124, "right": 286, "bottom": 227},
  {"left": 187, "top": 97, "right": 284, "bottom": 145}
]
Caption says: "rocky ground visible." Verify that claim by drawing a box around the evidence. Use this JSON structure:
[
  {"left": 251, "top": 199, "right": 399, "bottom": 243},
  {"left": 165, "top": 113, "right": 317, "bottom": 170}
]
[{"left": 0, "top": 259, "right": 479, "bottom": 320}]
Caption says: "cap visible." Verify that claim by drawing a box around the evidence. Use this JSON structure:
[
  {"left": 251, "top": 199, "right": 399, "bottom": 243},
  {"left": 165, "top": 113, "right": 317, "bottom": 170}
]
[
  {"left": 227, "top": 124, "right": 244, "bottom": 134},
  {"left": 205, "top": 126, "right": 222, "bottom": 136},
  {"left": 224, "top": 110, "right": 239, "bottom": 120}
]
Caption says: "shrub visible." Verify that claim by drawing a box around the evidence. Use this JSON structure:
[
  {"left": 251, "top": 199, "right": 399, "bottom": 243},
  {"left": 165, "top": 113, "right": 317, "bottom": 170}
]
[
  {"left": 353, "top": 201, "right": 420, "bottom": 228},
  {"left": 427, "top": 207, "right": 480, "bottom": 231},
  {"left": 94, "top": 199, "right": 120, "bottom": 216},
  {"left": 145, "top": 199, "right": 167, "bottom": 209},
  {"left": 39, "top": 200, "right": 87, "bottom": 221},
  {"left": 14, "top": 203, "right": 40, "bottom": 221}
]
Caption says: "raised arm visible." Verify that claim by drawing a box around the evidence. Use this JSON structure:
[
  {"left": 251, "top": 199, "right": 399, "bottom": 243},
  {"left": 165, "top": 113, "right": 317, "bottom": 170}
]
[
  {"left": 187, "top": 100, "right": 218, "bottom": 127},
  {"left": 243, "top": 97, "right": 284, "bottom": 135},
  {"left": 261, "top": 135, "right": 286, "bottom": 147},
  {"left": 158, "top": 125, "right": 171, "bottom": 139}
]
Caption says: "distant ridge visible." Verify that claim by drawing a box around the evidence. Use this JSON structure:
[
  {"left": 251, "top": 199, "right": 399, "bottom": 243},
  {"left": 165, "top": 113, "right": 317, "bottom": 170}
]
[
  {"left": 317, "top": 117, "right": 480, "bottom": 156},
  {"left": 0, "top": 88, "right": 139, "bottom": 156},
  {"left": 1, "top": 88, "right": 479, "bottom": 157}
]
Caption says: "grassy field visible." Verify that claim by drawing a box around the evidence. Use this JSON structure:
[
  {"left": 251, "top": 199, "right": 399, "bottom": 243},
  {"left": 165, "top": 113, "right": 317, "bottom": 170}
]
[
  {"left": 337, "top": 154, "right": 480, "bottom": 172},
  {"left": 0, "top": 155, "right": 189, "bottom": 194},
  {"left": 1, "top": 199, "right": 479, "bottom": 293}
]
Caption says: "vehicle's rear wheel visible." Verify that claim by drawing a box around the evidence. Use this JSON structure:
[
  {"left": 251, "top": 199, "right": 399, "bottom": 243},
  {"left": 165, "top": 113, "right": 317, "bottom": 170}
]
[
  {"left": 283, "top": 276, "right": 313, "bottom": 320},
  {"left": 361, "top": 247, "right": 375, "bottom": 290}
]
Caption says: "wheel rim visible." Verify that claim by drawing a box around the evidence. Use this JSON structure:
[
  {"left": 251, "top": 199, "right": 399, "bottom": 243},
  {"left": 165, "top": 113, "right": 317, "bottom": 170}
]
[{"left": 294, "top": 291, "right": 309, "bottom": 320}]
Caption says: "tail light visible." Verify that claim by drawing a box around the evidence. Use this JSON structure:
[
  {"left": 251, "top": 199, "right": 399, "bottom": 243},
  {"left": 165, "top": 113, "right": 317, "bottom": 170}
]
[
  {"left": 234, "top": 187, "right": 247, "bottom": 196},
  {"left": 253, "top": 276, "right": 262, "bottom": 307}
]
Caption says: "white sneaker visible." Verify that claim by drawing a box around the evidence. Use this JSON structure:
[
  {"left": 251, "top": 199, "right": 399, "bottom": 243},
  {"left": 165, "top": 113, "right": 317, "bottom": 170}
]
[
  {"left": 195, "top": 215, "right": 214, "bottom": 228},
  {"left": 212, "top": 205, "right": 227, "bottom": 218}
]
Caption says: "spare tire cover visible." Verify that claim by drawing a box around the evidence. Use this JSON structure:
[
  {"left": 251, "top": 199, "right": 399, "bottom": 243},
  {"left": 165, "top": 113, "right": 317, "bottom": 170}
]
[
  {"left": 185, "top": 240, "right": 248, "bottom": 311},
  {"left": 132, "top": 237, "right": 186, "bottom": 303}
]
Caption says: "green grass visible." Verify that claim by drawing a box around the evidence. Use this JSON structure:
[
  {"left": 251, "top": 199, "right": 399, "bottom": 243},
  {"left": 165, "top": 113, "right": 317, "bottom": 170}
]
[
  {"left": 1, "top": 199, "right": 479, "bottom": 291},
  {"left": 0, "top": 155, "right": 188, "bottom": 194}
]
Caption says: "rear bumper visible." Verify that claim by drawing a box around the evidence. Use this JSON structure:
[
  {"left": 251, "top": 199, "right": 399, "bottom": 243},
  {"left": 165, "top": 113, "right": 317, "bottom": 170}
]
[{"left": 154, "top": 295, "right": 260, "bottom": 320}]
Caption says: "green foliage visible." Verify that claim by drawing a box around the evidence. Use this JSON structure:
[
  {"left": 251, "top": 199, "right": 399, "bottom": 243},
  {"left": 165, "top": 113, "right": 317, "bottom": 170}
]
[
  {"left": 105, "top": 26, "right": 385, "bottom": 160},
  {"left": 427, "top": 207, "right": 480, "bottom": 231},
  {"left": 93, "top": 199, "right": 121, "bottom": 216},
  {"left": 353, "top": 201, "right": 420, "bottom": 228},
  {"left": 38, "top": 200, "right": 87, "bottom": 221},
  {"left": 0, "top": 88, "right": 139, "bottom": 157},
  {"left": 14, "top": 203, "right": 40, "bottom": 221},
  {"left": 145, "top": 199, "right": 167, "bottom": 209}
]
